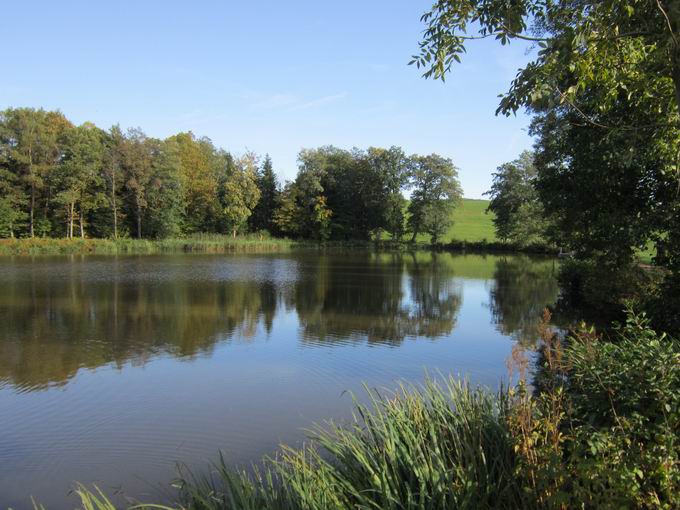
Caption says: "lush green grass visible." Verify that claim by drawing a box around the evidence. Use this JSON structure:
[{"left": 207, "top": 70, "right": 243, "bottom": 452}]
[
  {"left": 410, "top": 198, "right": 497, "bottom": 243},
  {"left": 638, "top": 240, "right": 657, "bottom": 264},
  {"left": 449, "top": 198, "right": 496, "bottom": 242},
  {"left": 0, "top": 234, "right": 296, "bottom": 256}
]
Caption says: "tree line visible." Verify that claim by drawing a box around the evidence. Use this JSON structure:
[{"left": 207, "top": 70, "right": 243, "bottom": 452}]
[
  {"left": 273, "top": 146, "right": 461, "bottom": 242},
  {"left": 0, "top": 108, "right": 262, "bottom": 240},
  {"left": 0, "top": 108, "right": 462, "bottom": 243}
]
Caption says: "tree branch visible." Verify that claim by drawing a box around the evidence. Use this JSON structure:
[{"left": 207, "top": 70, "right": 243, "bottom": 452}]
[{"left": 657, "top": 0, "right": 680, "bottom": 47}]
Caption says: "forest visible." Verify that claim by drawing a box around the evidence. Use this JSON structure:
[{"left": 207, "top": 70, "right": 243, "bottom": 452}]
[{"left": 0, "top": 109, "right": 461, "bottom": 243}]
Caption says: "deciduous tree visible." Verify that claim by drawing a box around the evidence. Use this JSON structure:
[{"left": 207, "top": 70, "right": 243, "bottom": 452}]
[
  {"left": 168, "top": 132, "right": 219, "bottom": 233},
  {"left": 0, "top": 108, "right": 71, "bottom": 237},
  {"left": 411, "top": 0, "right": 680, "bottom": 317},
  {"left": 221, "top": 153, "right": 260, "bottom": 238},
  {"left": 53, "top": 123, "right": 105, "bottom": 238},
  {"left": 407, "top": 154, "right": 462, "bottom": 243},
  {"left": 486, "top": 151, "right": 548, "bottom": 246},
  {"left": 273, "top": 182, "right": 302, "bottom": 238},
  {"left": 145, "top": 139, "right": 184, "bottom": 238},
  {"left": 121, "top": 128, "right": 154, "bottom": 239},
  {"left": 102, "top": 125, "right": 125, "bottom": 238}
]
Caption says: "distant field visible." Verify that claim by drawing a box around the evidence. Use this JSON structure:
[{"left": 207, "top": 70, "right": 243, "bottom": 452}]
[
  {"left": 449, "top": 198, "right": 496, "bottom": 242},
  {"left": 412, "top": 198, "right": 496, "bottom": 243}
]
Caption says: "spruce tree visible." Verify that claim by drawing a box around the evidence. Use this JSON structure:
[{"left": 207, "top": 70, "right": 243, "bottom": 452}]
[{"left": 249, "top": 154, "right": 279, "bottom": 234}]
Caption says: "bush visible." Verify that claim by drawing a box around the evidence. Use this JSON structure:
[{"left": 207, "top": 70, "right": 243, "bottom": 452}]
[
  {"left": 556, "top": 259, "right": 658, "bottom": 321},
  {"left": 646, "top": 273, "right": 680, "bottom": 334},
  {"left": 560, "top": 309, "right": 680, "bottom": 508}
]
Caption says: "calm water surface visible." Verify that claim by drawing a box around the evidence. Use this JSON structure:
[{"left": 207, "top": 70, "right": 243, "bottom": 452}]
[{"left": 0, "top": 251, "right": 559, "bottom": 508}]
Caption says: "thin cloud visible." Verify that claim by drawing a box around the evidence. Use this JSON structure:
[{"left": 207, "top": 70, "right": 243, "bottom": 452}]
[
  {"left": 289, "top": 92, "right": 348, "bottom": 111},
  {"left": 248, "top": 91, "right": 348, "bottom": 112},
  {"left": 357, "top": 102, "right": 395, "bottom": 116},
  {"left": 252, "top": 94, "right": 300, "bottom": 109}
]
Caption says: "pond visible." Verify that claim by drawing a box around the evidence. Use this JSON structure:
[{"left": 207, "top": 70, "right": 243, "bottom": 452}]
[{"left": 0, "top": 250, "right": 560, "bottom": 508}]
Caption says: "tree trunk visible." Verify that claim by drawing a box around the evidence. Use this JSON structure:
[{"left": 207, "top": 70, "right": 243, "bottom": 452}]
[
  {"left": 79, "top": 209, "right": 85, "bottom": 238},
  {"left": 45, "top": 185, "right": 51, "bottom": 229},
  {"left": 28, "top": 144, "right": 35, "bottom": 238},
  {"left": 112, "top": 177, "right": 118, "bottom": 239},
  {"left": 662, "top": 1, "right": 680, "bottom": 115},
  {"left": 232, "top": 227, "right": 237, "bottom": 239},
  {"left": 69, "top": 203, "right": 75, "bottom": 239},
  {"left": 30, "top": 182, "right": 35, "bottom": 238},
  {"left": 137, "top": 209, "right": 142, "bottom": 239}
]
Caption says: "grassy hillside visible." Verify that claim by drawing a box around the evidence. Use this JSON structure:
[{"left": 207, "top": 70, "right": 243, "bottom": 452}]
[
  {"left": 412, "top": 198, "right": 496, "bottom": 243},
  {"left": 449, "top": 198, "right": 496, "bottom": 242}
]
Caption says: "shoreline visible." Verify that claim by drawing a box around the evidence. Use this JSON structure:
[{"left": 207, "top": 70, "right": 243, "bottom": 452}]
[{"left": 0, "top": 237, "right": 559, "bottom": 257}]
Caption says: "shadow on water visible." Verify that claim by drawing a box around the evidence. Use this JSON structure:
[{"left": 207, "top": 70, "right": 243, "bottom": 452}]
[
  {"left": 293, "top": 251, "right": 462, "bottom": 345},
  {"left": 488, "top": 255, "right": 561, "bottom": 347}
]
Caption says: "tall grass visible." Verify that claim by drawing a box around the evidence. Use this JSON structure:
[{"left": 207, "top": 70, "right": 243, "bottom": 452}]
[
  {"left": 65, "top": 379, "right": 520, "bottom": 510},
  {"left": 175, "top": 379, "right": 519, "bottom": 510},
  {"left": 0, "top": 235, "right": 559, "bottom": 257},
  {"left": 0, "top": 235, "right": 296, "bottom": 256}
]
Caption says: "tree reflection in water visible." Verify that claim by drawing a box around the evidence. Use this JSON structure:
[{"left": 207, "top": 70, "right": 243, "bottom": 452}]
[
  {"left": 0, "top": 252, "right": 559, "bottom": 391},
  {"left": 488, "top": 255, "right": 560, "bottom": 347}
]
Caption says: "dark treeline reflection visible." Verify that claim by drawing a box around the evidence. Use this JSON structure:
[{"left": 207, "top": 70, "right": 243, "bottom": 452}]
[
  {"left": 293, "top": 252, "right": 462, "bottom": 344},
  {"left": 488, "top": 256, "right": 560, "bottom": 346},
  {"left": 0, "top": 262, "right": 276, "bottom": 391},
  {"left": 0, "top": 252, "right": 558, "bottom": 391}
]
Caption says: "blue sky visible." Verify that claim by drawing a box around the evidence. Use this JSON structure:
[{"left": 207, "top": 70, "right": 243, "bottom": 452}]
[{"left": 2, "top": 0, "right": 535, "bottom": 198}]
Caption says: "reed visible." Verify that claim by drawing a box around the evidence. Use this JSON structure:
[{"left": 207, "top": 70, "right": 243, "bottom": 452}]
[
  {"left": 0, "top": 235, "right": 296, "bottom": 256},
  {"left": 172, "top": 378, "right": 520, "bottom": 510}
]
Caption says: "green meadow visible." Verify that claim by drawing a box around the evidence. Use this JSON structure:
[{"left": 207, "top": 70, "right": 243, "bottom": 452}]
[
  {"left": 449, "top": 198, "right": 496, "bottom": 242},
  {"left": 410, "top": 198, "right": 496, "bottom": 243}
]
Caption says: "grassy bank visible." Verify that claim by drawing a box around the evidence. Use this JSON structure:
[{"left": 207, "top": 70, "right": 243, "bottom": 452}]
[
  {"left": 448, "top": 198, "right": 496, "bottom": 242},
  {"left": 70, "top": 309, "right": 679, "bottom": 510},
  {"left": 440, "top": 238, "right": 557, "bottom": 255},
  {"left": 0, "top": 236, "right": 556, "bottom": 257},
  {"left": 0, "top": 234, "right": 297, "bottom": 256}
]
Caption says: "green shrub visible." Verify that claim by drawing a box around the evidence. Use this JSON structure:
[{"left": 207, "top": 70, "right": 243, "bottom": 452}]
[
  {"left": 560, "top": 309, "right": 680, "bottom": 508},
  {"left": 556, "top": 259, "right": 658, "bottom": 320}
]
